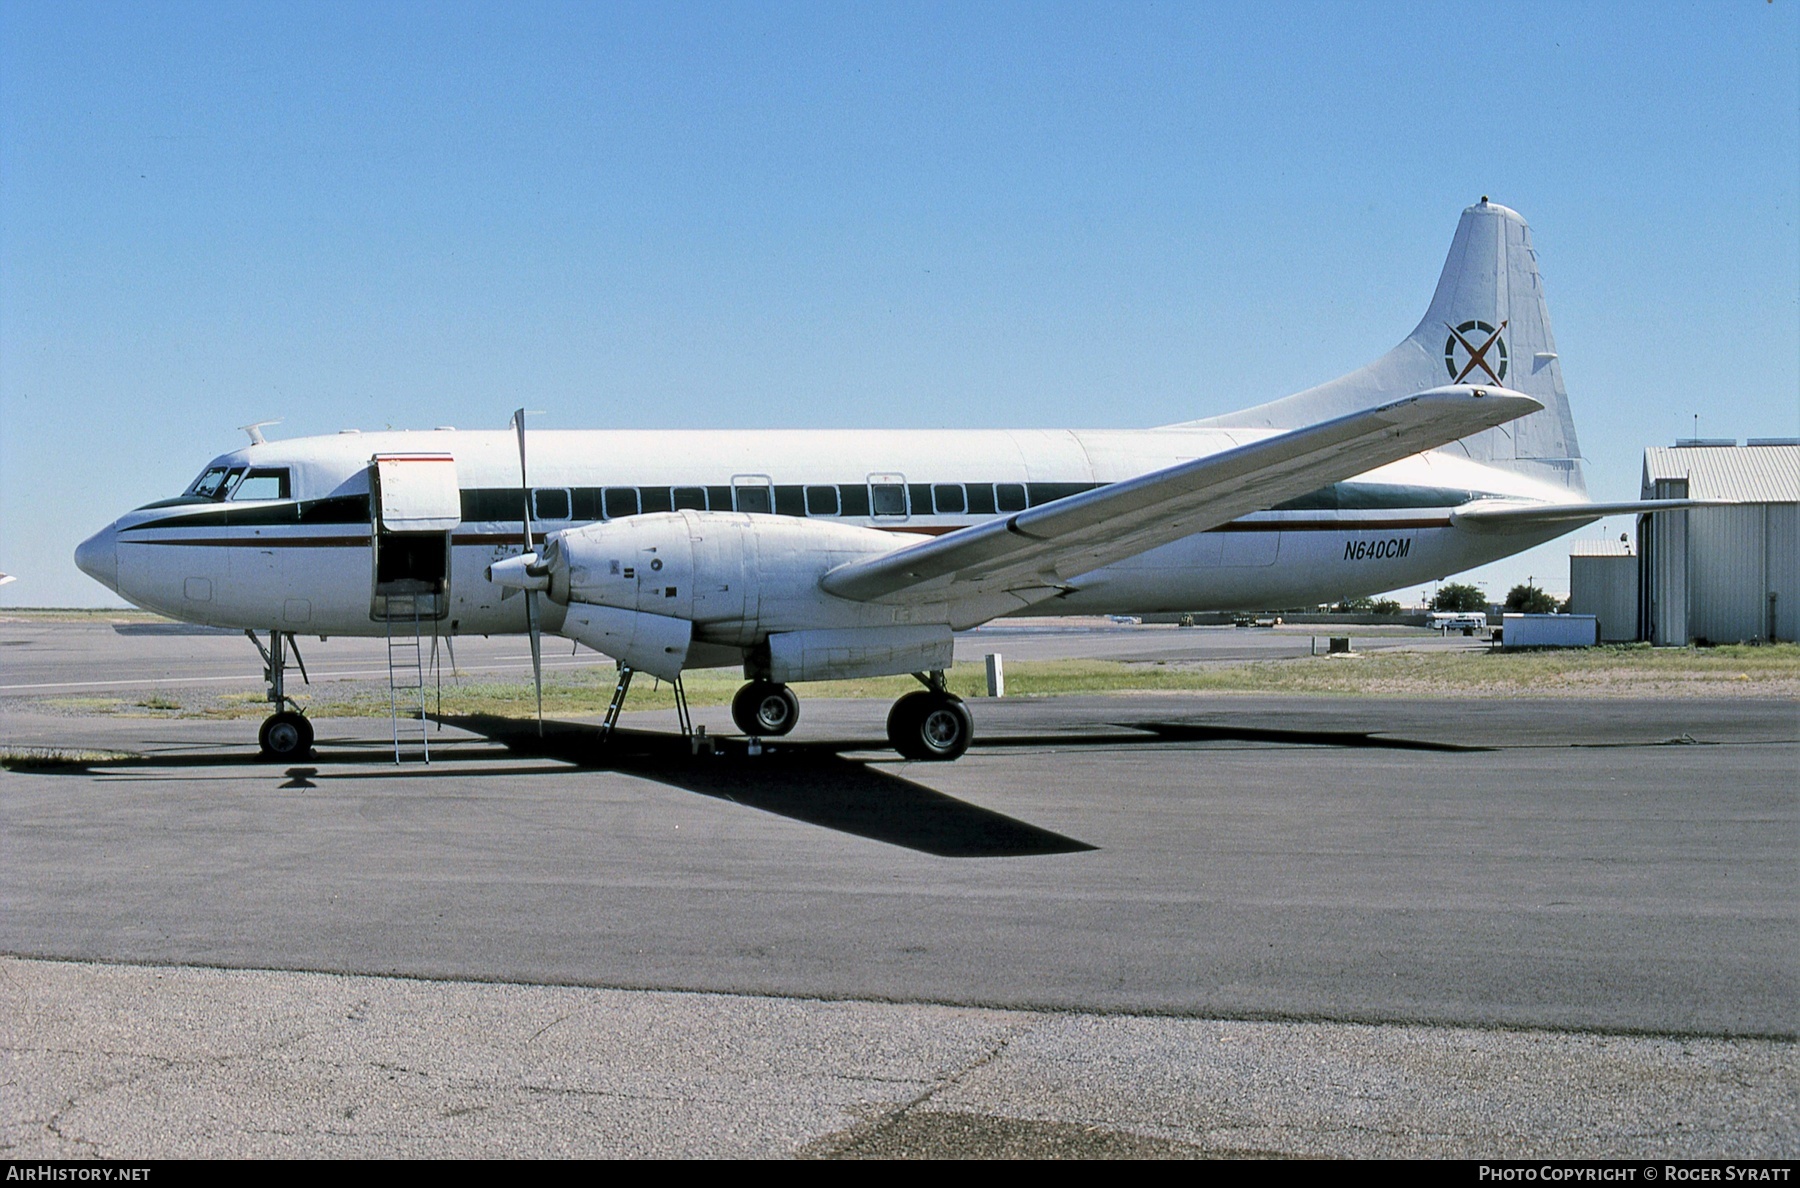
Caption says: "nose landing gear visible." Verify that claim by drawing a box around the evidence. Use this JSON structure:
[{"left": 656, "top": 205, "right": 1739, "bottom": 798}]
[
  {"left": 258, "top": 710, "right": 315, "bottom": 760},
  {"left": 248, "top": 629, "right": 313, "bottom": 760}
]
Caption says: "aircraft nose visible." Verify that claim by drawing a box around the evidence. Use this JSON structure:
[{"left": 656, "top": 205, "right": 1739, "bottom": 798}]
[{"left": 74, "top": 524, "right": 120, "bottom": 592}]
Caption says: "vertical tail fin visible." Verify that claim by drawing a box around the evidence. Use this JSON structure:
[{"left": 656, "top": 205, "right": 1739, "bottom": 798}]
[{"left": 1185, "top": 200, "right": 1586, "bottom": 495}]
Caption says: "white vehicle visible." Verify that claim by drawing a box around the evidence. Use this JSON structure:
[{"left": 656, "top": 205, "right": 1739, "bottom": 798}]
[
  {"left": 75, "top": 200, "right": 1686, "bottom": 761},
  {"left": 1427, "top": 611, "right": 1489, "bottom": 634}
]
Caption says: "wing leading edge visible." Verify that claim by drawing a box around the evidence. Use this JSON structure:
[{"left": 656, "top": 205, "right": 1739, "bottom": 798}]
[{"left": 820, "top": 384, "right": 1543, "bottom": 606}]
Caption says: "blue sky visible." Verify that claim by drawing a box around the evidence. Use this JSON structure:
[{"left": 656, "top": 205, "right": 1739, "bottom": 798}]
[{"left": 3, "top": 1, "right": 1796, "bottom": 607}]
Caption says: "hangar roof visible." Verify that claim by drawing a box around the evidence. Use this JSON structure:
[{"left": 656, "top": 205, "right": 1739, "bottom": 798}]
[{"left": 1641, "top": 444, "right": 1799, "bottom": 502}]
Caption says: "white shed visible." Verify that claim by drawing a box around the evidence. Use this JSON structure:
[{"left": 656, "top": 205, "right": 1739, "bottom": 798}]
[{"left": 1568, "top": 539, "right": 1638, "bottom": 643}]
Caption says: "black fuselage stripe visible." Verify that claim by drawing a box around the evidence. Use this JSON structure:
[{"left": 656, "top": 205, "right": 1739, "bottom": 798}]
[{"left": 120, "top": 516, "right": 1454, "bottom": 550}]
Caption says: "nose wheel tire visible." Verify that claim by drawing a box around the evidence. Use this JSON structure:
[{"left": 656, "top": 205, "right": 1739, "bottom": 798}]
[
  {"left": 258, "top": 711, "right": 314, "bottom": 760},
  {"left": 732, "top": 681, "right": 800, "bottom": 737},
  {"left": 887, "top": 691, "right": 972, "bottom": 761}
]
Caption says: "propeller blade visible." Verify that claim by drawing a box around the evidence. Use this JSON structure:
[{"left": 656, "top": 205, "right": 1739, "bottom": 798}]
[
  {"left": 526, "top": 589, "right": 544, "bottom": 736},
  {"left": 512, "top": 407, "right": 533, "bottom": 556},
  {"left": 512, "top": 406, "right": 543, "bottom": 736}
]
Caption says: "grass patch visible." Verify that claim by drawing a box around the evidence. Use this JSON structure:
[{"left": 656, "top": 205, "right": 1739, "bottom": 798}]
[
  {"left": 1, "top": 746, "right": 139, "bottom": 769},
  {"left": 0, "top": 608, "right": 174, "bottom": 624},
  {"left": 1151, "top": 642, "right": 1800, "bottom": 697},
  {"left": 24, "top": 643, "right": 1799, "bottom": 721},
  {"left": 42, "top": 697, "right": 127, "bottom": 713}
]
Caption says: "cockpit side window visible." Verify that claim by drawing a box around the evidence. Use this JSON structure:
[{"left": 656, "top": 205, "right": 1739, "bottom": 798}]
[
  {"left": 230, "top": 468, "right": 292, "bottom": 501},
  {"left": 187, "top": 466, "right": 243, "bottom": 500}
]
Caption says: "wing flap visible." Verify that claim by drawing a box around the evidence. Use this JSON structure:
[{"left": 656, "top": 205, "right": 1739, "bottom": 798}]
[{"left": 821, "top": 384, "right": 1542, "bottom": 604}]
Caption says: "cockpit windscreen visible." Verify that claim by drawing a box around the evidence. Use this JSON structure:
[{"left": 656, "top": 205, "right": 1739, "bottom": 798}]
[{"left": 183, "top": 466, "right": 291, "bottom": 501}]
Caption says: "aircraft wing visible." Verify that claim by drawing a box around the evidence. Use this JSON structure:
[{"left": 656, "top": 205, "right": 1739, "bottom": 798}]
[
  {"left": 820, "top": 384, "right": 1542, "bottom": 605},
  {"left": 1449, "top": 498, "right": 1726, "bottom": 532}
]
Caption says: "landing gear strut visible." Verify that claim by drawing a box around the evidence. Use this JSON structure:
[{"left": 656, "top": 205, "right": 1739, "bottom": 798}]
[
  {"left": 248, "top": 629, "right": 313, "bottom": 760},
  {"left": 601, "top": 662, "right": 695, "bottom": 743},
  {"left": 886, "top": 670, "right": 971, "bottom": 761},
  {"left": 732, "top": 680, "right": 799, "bottom": 737}
]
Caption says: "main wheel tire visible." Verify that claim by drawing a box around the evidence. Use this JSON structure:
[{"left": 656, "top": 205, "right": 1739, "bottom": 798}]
[
  {"left": 732, "top": 681, "right": 800, "bottom": 737},
  {"left": 258, "top": 711, "right": 314, "bottom": 760},
  {"left": 886, "top": 691, "right": 972, "bottom": 761}
]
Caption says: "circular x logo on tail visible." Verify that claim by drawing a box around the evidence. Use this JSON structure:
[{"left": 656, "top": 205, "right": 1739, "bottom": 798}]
[{"left": 1444, "top": 319, "right": 1509, "bottom": 384}]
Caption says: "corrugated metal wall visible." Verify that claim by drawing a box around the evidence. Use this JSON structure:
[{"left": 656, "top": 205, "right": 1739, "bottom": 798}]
[
  {"left": 1648, "top": 504, "right": 1799, "bottom": 644},
  {"left": 1570, "top": 555, "right": 1638, "bottom": 642},
  {"left": 1641, "top": 508, "right": 1688, "bottom": 645},
  {"left": 1687, "top": 507, "right": 1770, "bottom": 643},
  {"left": 1768, "top": 505, "right": 1798, "bottom": 641}
]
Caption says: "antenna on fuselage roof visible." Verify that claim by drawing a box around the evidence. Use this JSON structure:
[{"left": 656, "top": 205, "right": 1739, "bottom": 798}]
[{"left": 238, "top": 420, "right": 282, "bottom": 446}]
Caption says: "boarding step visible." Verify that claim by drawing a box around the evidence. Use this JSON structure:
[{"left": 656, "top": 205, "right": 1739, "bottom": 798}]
[{"left": 384, "top": 595, "right": 439, "bottom": 764}]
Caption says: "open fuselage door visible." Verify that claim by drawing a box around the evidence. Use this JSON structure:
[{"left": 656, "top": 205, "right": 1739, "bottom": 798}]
[{"left": 370, "top": 453, "right": 460, "bottom": 621}]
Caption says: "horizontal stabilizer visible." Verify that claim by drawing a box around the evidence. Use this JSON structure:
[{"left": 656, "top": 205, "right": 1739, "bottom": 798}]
[{"left": 1449, "top": 498, "right": 1728, "bottom": 533}]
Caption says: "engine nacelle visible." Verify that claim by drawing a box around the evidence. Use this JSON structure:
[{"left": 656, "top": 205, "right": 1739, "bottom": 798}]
[
  {"left": 765, "top": 625, "right": 953, "bottom": 683},
  {"left": 537, "top": 511, "right": 913, "bottom": 646},
  {"left": 560, "top": 604, "right": 692, "bottom": 683}
]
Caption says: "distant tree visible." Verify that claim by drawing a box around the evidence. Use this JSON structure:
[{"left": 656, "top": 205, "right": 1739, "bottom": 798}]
[
  {"left": 1431, "top": 583, "right": 1487, "bottom": 612},
  {"left": 1330, "top": 596, "right": 1375, "bottom": 613},
  {"left": 1370, "top": 598, "right": 1402, "bottom": 616},
  {"left": 1505, "top": 583, "right": 1558, "bottom": 614}
]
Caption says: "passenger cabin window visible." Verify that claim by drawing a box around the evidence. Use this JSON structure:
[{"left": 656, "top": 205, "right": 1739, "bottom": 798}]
[
  {"left": 534, "top": 489, "right": 571, "bottom": 520},
  {"left": 640, "top": 487, "right": 673, "bottom": 514},
  {"left": 673, "top": 486, "right": 708, "bottom": 511},
  {"left": 995, "top": 483, "right": 1027, "bottom": 513},
  {"left": 933, "top": 484, "right": 966, "bottom": 514},
  {"left": 230, "top": 468, "right": 291, "bottom": 501},
  {"left": 604, "top": 487, "right": 640, "bottom": 519},
  {"left": 734, "top": 483, "right": 772, "bottom": 514},
  {"left": 805, "top": 485, "right": 839, "bottom": 516},
  {"left": 870, "top": 481, "right": 907, "bottom": 517}
]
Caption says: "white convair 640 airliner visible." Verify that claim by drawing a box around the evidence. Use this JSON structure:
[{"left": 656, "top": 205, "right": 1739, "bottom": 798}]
[{"left": 76, "top": 201, "right": 1673, "bottom": 761}]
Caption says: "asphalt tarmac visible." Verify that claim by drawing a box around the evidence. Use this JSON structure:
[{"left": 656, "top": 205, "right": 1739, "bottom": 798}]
[{"left": 1, "top": 620, "right": 1794, "bottom": 1158}]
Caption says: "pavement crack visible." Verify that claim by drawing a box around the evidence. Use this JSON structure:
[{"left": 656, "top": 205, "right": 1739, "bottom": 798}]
[
  {"left": 40, "top": 1054, "right": 183, "bottom": 1158},
  {"left": 803, "top": 1019, "right": 1039, "bottom": 1158},
  {"left": 526, "top": 1006, "right": 585, "bottom": 1045}
]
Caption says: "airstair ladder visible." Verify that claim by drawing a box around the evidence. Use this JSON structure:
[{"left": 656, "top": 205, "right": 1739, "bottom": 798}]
[{"left": 385, "top": 594, "right": 435, "bottom": 763}]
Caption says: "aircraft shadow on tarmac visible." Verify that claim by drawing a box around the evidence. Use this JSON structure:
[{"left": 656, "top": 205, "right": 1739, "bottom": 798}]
[
  {"left": 431, "top": 714, "right": 1096, "bottom": 859},
  {"left": 1109, "top": 722, "right": 1492, "bottom": 753},
  {"left": 428, "top": 714, "right": 1490, "bottom": 854}
]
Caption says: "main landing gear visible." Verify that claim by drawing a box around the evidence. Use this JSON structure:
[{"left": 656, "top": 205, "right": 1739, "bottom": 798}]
[
  {"left": 731, "top": 680, "right": 800, "bottom": 738},
  {"left": 248, "top": 629, "right": 313, "bottom": 760},
  {"left": 728, "top": 670, "right": 971, "bottom": 761},
  {"left": 885, "top": 670, "right": 972, "bottom": 761}
]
